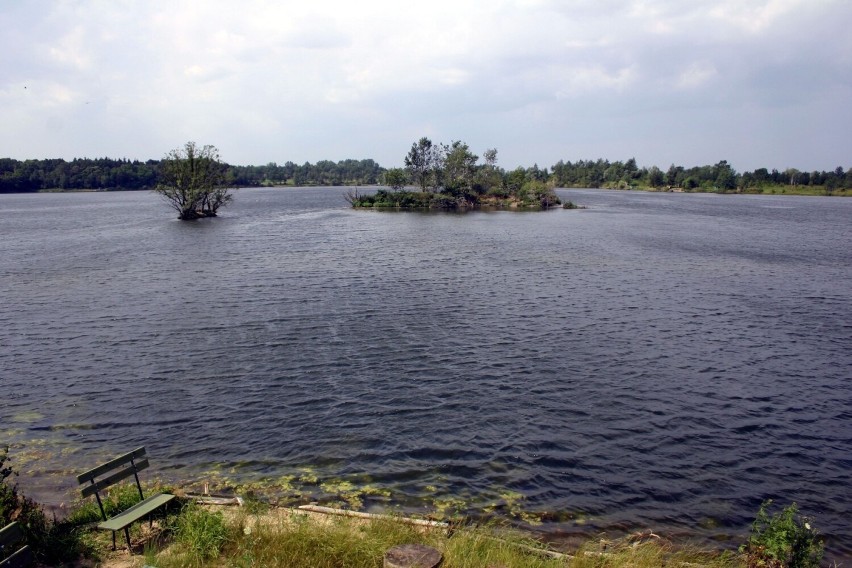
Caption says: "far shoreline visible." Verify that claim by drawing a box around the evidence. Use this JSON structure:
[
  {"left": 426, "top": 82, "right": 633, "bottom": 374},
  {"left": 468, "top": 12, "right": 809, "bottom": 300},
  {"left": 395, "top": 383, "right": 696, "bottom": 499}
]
[{"left": 1, "top": 183, "right": 840, "bottom": 198}]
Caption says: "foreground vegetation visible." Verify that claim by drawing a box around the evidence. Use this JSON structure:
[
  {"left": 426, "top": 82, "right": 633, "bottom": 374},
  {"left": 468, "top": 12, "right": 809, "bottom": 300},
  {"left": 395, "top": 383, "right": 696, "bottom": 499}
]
[
  {"left": 145, "top": 504, "right": 747, "bottom": 568},
  {"left": 1, "top": 447, "right": 831, "bottom": 568}
]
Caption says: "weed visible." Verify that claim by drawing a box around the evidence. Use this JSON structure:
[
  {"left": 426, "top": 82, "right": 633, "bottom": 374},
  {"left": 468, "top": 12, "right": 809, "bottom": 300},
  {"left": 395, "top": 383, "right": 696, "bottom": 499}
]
[{"left": 740, "top": 500, "right": 823, "bottom": 568}]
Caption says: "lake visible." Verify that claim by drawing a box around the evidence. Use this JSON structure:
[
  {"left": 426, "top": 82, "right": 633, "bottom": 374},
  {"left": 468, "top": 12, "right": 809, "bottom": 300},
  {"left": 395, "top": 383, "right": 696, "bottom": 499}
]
[{"left": 1, "top": 187, "right": 850, "bottom": 557}]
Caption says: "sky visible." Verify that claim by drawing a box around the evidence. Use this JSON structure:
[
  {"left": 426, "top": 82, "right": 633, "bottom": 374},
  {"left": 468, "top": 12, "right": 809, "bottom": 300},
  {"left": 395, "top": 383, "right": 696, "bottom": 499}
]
[{"left": 1, "top": 0, "right": 850, "bottom": 172}]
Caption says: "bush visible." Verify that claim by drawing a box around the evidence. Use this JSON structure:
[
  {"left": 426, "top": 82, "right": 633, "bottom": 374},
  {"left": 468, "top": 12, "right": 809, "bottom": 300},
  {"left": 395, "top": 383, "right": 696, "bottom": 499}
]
[
  {"left": 741, "top": 500, "right": 823, "bottom": 568},
  {"left": 1, "top": 446, "right": 88, "bottom": 564},
  {"left": 1, "top": 446, "right": 49, "bottom": 549}
]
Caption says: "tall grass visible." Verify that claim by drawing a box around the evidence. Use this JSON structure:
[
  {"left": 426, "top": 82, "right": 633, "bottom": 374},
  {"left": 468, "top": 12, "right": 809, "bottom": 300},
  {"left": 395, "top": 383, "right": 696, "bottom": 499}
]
[{"left": 145, "top": 507, "right": 746, "bottom": 568}]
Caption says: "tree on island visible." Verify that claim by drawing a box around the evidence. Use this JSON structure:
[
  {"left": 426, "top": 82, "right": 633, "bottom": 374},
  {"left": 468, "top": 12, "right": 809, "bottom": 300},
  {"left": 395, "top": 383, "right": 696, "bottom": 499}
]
[
  {"left": 404, "top": 137, "right": 437, "bottom": 191},
  {"left": 382, "top": 167, "right": 408, "bottom": 190},
  {"left": 154, "top": 141, "right": 232, "bottom": 220},
  {"left": 351, "top": 137, "right": 562, "bottom": 209}
]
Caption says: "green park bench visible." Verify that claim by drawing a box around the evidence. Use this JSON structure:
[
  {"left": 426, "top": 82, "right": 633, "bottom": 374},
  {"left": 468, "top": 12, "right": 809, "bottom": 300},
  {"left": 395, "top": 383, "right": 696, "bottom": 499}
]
[
  {"left": 77, "top": 447, "right": 176, "bottom": 552},
  {"left": 0, "top": 522, "right": 33, "bottom": 568}
]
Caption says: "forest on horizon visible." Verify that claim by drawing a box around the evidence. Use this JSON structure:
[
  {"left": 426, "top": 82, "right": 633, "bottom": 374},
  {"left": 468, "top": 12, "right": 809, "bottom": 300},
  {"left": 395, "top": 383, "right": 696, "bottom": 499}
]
[{"left": 1, "top": 154, "right": 850, "bottom": 195}]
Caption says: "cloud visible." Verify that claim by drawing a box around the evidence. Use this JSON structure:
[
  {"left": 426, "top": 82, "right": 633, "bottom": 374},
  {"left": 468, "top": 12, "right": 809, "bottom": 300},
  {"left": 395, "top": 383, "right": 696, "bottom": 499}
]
[
  {"left": 0, "top": 0, "right": 850, "bottom": 170},
  {"left": 675, "top": 62, "right": 718, "bottom": 90}
]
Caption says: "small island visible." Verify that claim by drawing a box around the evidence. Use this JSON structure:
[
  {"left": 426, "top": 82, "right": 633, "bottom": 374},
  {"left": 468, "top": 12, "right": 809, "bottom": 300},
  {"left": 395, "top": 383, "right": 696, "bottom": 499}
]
[{"left": 346, "top": 137, "right": 565, "bottom": 210}]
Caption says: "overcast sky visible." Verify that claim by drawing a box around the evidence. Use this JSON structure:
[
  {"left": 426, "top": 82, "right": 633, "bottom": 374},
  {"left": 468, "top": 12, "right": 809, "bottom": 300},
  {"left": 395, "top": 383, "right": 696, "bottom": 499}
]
[{"left": 2, "top": 0, "right": 850, "bottom": 172}]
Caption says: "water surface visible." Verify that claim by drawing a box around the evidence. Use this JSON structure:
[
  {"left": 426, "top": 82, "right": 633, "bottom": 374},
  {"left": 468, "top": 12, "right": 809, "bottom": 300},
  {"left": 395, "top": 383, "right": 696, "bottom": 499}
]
[{"left": 1, "top": 188, "right": 850, "bottom": 557}]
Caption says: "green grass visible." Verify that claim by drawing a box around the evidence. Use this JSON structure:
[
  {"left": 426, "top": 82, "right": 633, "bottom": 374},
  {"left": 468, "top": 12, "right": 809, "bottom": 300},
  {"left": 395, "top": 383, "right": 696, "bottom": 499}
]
[{"left": 140, "top": 507, "right": 746, "bottom": 568}]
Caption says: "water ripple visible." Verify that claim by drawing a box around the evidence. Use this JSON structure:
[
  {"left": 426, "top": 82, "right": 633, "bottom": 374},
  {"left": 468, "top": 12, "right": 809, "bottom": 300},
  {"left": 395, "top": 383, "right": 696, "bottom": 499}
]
[{"left": 1, "top": 188, "right": 850, "bottom": 558}]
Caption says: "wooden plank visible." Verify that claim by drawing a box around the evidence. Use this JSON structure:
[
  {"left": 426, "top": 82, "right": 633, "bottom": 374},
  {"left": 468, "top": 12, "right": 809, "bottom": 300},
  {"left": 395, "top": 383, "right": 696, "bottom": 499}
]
[
  {"left": 76, "top": 447, "right": 147, "bottom": 484},
  {"left": 97, "top": 493, "right": 176, "bottom": 532},
  {"left": 0, "top": 545, "right": 34, "bottom": 568},
  {"left": 80, "top": 459, "right": 149, "bottom": 498},
  {"left": 0, "top": 522, "right": 25, "bottom": 547},
  {"left": 298, "top": 505, "right": 449, "bottom": 528}
]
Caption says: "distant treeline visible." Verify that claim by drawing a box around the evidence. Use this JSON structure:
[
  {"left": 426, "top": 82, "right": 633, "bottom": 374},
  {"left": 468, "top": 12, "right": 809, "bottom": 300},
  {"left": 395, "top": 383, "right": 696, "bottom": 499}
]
[
  {"left": 1, "top": 155, "right": 850, "bottom": 194},
  {"left": 550, "top": 159, "right": 852, "bottom": 193},
  {"left": 0, "top": 157, "right": 382, "bottom": 193}
]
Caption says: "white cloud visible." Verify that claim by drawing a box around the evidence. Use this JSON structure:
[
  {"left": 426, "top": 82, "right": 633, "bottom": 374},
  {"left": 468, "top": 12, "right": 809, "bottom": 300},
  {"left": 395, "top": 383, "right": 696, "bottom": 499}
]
[
  {"left": 709, "top": 0, "right": 802, "bottom": 34},
  {"left": 676, "top": 62, "right": 718, "bottom": 89},
  {"left": 556, "top": 65, "right": 638, "bottom": 97},
  {"left": 0, "top": 0, "right": 849, "bottom": 170},
  {"left": 47, "top": 27, "right": 92, "bottom": 70}
]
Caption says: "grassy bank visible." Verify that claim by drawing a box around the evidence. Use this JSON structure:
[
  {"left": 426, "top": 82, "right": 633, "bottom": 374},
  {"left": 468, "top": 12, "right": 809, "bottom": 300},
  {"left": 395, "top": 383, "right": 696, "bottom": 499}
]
[
  {"left": 129, "top": 502, "right": 746, "bottom": 568},
  {"left": 2, "top": 469, "right": 748, "bottom": 568},
  {"left": 6, "top": 483, "right": 823, "bottom": 568},
  {"left": 2, "top": 446, "right": 827, "bottom": 567}
]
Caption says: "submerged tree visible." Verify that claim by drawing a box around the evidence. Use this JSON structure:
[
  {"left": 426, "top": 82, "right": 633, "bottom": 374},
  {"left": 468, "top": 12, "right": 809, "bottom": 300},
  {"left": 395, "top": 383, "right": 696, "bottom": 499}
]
[{"left": 154, "top": 142, "right": 232, "bottom": 220}]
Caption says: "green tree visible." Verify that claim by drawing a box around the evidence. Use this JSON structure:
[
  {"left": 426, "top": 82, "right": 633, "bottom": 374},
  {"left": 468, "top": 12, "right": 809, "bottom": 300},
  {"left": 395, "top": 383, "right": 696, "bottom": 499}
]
[
  {"left": 647, "top": 166, "right": 665, "bottom": 188},
  {"left": 714, "top": 160, "right": 737, "bottom": 191},
  {"left": 478, "top": 148, "right": 502, "bottom": 193},
  {"left": 154, "top": 142, "right": 231, "bottom": 220},
  {"left": 382, "top": 168, "right": 408, "bottom": 191},
  {"left": 443, "top": 140, "right": 478, "bottom": 190},
  {"left": 404, "top": 137, "right": 435, "bottom": 192}
]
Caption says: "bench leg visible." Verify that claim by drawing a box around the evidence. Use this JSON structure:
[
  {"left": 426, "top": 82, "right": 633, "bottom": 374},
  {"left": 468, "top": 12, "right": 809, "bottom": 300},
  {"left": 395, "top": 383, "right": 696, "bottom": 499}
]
[
  {"left": 124, "top": 526, "right": 132, "bottom": 553},
  {"left": 112, "top": 530, "right": 117, "bottom": 551}
]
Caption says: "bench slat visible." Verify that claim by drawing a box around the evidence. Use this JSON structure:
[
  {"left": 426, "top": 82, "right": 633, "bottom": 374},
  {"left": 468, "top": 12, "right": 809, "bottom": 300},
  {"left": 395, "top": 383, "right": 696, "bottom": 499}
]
[
  {"left": 0, "top": 545, "right": 34, "bottom": 568},
  {"left": 80, "top": 459, "right": 149, "bottom": 498},
  {"left": 97, "top": 493, "right": 176, "bottom": 532},
  {"left": 77, "top": 447, "right": 147, "bottom": 484},
  {"left": 0, "top": 522, "right": 25, "bottom": 547},
  {"left": 1, "top": 523, "right": 33, "bottom": 568}
]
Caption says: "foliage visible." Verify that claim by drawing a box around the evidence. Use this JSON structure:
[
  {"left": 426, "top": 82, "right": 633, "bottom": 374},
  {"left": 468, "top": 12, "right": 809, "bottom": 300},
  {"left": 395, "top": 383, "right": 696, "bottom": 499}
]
[
  {"left": 173, "top": 502, "right": 230, "bottom": 566},
  {"left": 1, "top": 446, "right": 90, "bottom": 564},
  {"left": 740, "top": 501, "right": 823, "bottom": 568},
  {"left": 518, "top": 180, "right": 560, "bottom": 208},
  {"left": 550, "top": 158, "right": 852, "bottom": 193},
  {"left": 154, "top": 141, "right": 232, "bottom": 220},
  {"left": 3, "top": 144, "right": 850, "bottom": 198},
  {"left": 2, "top": 152, "right": 849, "bottom": 195},
  {"left": 0, "top": 156, "right": 159, "bottom": 192},
  {"left": 382, "top": 167, "right": 408, "bottom": 190},
  {"left": 405, "top": 137, "right": 438, "bottom": 191},
  {"left": 443, "top": 140, "right": 479, "bottom": 189},
  {"left": 352, "top": 137, "right": 561, "bottom": 210},
  {"left": 229, "top": 158, "right": 383, "bottom": 187},
  {"left": 0, "top": 446, "right": 48, "bottom": 546}
]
